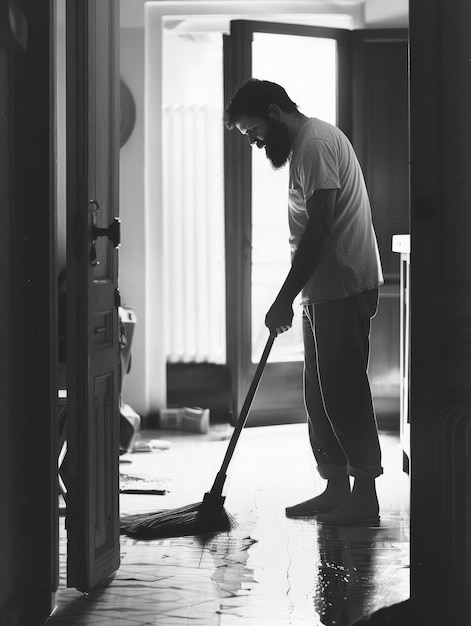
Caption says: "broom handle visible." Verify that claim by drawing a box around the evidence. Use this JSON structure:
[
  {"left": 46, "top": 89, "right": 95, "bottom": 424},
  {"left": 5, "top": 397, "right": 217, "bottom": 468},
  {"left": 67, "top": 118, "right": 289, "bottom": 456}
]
[{"left": 209, "top": 330, "right": 276, "bottom": 497}]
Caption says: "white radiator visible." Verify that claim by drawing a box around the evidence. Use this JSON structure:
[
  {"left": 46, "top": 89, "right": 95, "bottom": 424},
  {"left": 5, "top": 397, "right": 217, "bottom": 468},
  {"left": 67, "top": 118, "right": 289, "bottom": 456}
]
[{"left": 162, "top": 105, "right": 226, "bottom": 364}]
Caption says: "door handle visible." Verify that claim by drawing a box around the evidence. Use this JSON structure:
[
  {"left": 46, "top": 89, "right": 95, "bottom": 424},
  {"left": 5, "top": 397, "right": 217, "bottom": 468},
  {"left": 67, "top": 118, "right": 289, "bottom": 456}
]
[
  {"left": 92, "top": 217, "right": 121, "bottom": 248},
  {"left": 89, "top": 201, "right": 120, "bottom": 266}
]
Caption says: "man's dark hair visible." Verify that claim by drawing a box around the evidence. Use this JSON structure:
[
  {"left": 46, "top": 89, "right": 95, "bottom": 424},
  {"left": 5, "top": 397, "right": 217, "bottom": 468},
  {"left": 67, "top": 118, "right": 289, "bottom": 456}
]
[{"left": 224, "top": 79, "right": 298, "bottom": 129}]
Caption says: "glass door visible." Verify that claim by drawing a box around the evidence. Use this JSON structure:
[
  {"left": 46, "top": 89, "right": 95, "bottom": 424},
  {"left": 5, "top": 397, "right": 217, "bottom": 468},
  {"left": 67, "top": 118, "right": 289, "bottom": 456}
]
[
  {"left": 251, "top": 33, "right": 337, "bottom": 364},
  {"left": 224, "top": 21, "right": 351, "bottom": 424}
]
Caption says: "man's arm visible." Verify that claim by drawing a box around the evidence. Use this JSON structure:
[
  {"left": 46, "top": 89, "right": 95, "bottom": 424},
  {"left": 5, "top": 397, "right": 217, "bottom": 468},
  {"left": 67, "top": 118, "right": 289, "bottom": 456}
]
[{"left": 265, "top": 188, "right": 337, "bottom": 334}]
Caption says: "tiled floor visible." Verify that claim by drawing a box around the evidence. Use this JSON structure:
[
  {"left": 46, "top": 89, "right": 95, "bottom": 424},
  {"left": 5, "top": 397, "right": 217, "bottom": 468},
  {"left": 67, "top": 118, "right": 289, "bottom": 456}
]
[{"left": 47, "top": 423, "right": 410, "bottom": 626}]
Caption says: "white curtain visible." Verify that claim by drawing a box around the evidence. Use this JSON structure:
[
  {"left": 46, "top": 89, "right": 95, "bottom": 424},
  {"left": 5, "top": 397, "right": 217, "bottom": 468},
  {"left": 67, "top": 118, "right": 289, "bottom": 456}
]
[{"left": 162, "top": 105, "right": 226, "bottom": 364}]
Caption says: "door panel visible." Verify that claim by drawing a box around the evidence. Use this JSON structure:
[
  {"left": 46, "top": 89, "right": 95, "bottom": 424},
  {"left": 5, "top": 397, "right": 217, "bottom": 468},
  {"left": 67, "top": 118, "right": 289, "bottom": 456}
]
[
  {"left": 223, "top": 21, "right": 351, "bottom": 424},
  {"left": 350, "top": 30, "right": 409, "bottom": 420},
  {"left": 65, "top": 0, "right": 120, "bottom": 591}
]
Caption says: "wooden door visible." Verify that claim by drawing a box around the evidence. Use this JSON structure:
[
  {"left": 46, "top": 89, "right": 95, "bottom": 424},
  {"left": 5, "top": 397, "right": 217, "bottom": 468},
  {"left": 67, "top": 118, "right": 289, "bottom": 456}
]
[{"left": 65, "top": 0, "right": 121, "bottom": 591}]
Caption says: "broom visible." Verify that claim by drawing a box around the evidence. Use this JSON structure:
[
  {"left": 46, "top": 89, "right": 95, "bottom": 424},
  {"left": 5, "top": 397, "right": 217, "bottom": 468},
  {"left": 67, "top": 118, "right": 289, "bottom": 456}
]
[{"left": 120, "top": 330, "right": 277, "bottom": 539}]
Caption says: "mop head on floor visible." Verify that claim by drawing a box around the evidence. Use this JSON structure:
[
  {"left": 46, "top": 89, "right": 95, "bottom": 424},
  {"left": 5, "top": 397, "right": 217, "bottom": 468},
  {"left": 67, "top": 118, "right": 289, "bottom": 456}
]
[
  {"left": 120, "top": 492, "right": 235, "bottom": 539},
  {"left": 121, "top": 334, "right": 276, "bottom": 540}
]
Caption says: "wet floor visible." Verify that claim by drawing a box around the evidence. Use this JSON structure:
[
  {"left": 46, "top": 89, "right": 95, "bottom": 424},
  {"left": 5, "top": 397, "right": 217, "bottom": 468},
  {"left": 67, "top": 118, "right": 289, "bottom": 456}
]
[{"left": 47, "top": 424, "right": 410, "bottom": 625}]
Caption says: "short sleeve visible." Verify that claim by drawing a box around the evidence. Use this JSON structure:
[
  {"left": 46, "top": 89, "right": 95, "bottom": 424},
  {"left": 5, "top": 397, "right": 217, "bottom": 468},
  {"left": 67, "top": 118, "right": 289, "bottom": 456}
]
[{"left": 295, "top": 139, "right": 340, "bottom": 202}]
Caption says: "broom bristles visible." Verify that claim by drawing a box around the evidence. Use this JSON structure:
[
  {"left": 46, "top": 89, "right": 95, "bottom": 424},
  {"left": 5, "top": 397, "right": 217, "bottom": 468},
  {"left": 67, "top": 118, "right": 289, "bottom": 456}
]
[{"left": 120, "top": 499, "right": 235, "bottom": 539}]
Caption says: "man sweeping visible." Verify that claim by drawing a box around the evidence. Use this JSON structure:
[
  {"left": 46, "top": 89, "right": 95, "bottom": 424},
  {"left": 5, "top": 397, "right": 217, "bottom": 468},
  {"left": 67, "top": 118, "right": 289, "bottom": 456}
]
[{"left": 224, "top": 79, "right": 384, "bottom": 525}]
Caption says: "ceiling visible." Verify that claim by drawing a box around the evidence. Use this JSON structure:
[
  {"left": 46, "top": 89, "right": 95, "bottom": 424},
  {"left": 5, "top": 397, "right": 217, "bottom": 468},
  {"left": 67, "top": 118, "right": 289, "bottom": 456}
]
[{"left": 120, "top": 0, "right": 408, "bottom": 30}]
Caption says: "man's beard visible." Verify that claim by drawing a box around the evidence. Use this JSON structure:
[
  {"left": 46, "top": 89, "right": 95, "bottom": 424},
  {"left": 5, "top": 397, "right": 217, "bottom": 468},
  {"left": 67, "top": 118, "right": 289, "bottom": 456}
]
[{"left": 264, "top": 118, "right": 291, "bottom": 169}]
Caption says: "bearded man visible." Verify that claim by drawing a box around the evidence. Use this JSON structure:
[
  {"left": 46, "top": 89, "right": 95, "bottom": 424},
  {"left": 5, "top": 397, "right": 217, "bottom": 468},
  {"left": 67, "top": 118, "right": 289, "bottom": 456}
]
[{"left": 224, "top": 79, "right": 384, "bottom": 525}]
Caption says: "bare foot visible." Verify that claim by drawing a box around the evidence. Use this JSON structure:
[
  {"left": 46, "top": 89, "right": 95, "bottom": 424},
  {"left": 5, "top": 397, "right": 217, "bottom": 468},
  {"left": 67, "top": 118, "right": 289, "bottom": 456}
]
[
  {"left": 316, "top": 477, "right": 380, "bottom": 525},
  {"left": 285, "top": 477, "right": 351, "bottom": 517}
]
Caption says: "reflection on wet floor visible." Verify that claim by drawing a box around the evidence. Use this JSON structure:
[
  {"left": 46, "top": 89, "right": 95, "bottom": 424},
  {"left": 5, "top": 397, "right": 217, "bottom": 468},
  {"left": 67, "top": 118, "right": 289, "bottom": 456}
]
[
  {"left": 47, "top": 424, "right": 410, "bottom": 625},
  {"left": 206, "top": 534, "right": 257, "bottom": 597},
  {"left": 315, "top": 522, "right": 409, "bottom": 625}
]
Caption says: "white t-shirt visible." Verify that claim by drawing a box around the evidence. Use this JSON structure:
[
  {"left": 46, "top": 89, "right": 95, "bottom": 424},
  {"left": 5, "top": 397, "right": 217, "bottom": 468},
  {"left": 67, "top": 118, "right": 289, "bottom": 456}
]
[{"left": 289, "top": 118, "right": 384, "bottom": 304}]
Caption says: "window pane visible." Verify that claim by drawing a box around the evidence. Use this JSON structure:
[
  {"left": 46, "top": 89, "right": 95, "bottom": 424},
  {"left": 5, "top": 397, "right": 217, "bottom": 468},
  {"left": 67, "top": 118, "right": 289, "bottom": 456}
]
[{"left": 251, "top": 33, "right": 337, "bottom": 362}]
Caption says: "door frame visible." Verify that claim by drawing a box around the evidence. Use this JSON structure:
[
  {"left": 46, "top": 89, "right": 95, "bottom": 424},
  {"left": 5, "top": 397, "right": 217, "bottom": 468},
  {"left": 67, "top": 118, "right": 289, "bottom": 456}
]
[
  {"left": 0, "top": 0, "right": 58, "bottom": 623},
  {"left": 409, "top": 0, "right": 471, "bottom": 614}
]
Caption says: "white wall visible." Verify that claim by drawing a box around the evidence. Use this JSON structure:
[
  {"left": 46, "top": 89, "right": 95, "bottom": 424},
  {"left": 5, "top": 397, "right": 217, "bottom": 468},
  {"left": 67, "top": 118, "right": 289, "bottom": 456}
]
[
  {"left": 365, "top": 0, "right": 408, "bottom": 28},
  {"left": 119, "top": 27, "right": 165, "bottom": 416}
]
